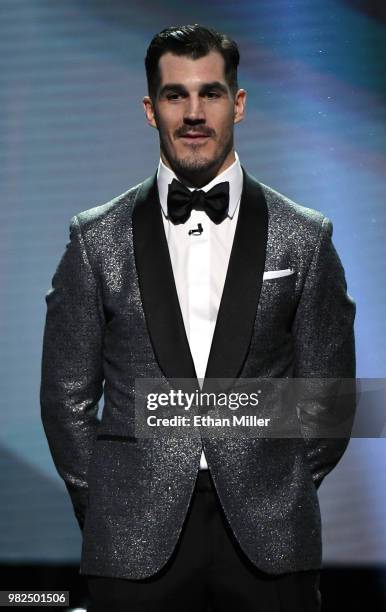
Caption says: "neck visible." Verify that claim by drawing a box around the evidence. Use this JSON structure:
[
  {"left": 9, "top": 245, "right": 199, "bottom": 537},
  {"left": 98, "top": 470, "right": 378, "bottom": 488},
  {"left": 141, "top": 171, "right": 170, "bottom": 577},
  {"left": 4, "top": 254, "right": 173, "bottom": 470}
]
[{"left": 161, "top": 150, "right": 236, "bottom": 188}]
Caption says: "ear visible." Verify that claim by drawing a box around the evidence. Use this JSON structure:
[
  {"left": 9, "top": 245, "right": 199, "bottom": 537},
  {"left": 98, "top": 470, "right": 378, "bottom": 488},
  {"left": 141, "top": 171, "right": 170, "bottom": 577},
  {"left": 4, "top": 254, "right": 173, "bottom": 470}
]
[
  {"left": 143, "top": 96, "right": 157, "bottom": 128},
  {"left": 233, "top": 89, "right": 247, "bottom": 124}
]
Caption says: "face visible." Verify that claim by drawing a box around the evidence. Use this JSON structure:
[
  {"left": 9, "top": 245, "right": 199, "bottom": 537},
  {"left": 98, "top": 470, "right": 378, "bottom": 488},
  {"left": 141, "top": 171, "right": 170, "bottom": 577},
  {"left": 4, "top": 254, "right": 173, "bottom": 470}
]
[{"left": 143, "top": 50, "right": 246, "bottom": 186}]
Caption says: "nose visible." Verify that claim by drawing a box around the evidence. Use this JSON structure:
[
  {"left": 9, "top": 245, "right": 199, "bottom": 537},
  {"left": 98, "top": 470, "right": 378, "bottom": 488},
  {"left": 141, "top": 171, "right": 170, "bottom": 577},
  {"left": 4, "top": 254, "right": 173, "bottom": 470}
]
[{"left": 183, "top": 94, "right": 205, "bottom": 124}]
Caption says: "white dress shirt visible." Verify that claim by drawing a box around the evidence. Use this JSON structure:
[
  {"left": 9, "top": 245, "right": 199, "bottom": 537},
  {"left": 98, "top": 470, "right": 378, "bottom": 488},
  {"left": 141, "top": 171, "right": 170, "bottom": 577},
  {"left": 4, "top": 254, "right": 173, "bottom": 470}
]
[{"left": 157, "top": 152, "right": 244, "bottom": 469}]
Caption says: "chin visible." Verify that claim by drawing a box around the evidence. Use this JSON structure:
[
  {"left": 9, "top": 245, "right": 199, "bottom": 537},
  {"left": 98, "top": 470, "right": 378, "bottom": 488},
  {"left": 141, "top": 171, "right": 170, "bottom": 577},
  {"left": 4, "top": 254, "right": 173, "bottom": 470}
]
[{"left": 173, "top": 152, "right": 220, "bottom": 174}]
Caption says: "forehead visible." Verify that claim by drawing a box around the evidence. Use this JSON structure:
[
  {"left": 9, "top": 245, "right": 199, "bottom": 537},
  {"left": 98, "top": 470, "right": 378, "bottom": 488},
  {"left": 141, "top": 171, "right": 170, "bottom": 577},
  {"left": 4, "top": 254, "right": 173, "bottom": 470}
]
[{"left": 158, "top": 50, "right": 227, "bottom": 86}]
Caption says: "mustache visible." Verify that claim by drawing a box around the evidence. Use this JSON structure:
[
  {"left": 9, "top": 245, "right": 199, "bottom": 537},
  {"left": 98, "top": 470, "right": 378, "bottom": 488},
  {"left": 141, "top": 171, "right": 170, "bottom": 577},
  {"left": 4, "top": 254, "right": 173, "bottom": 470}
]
[{"left": 175, "top": 126, "right": 215, "bottom": 138}]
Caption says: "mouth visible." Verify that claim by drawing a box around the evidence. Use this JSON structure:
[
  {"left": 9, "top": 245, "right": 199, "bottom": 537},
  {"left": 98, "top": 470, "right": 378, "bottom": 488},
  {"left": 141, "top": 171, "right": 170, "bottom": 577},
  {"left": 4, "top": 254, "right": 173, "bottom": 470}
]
[{"left": 180, "top": 133, "right": 211, "bottom": 144}]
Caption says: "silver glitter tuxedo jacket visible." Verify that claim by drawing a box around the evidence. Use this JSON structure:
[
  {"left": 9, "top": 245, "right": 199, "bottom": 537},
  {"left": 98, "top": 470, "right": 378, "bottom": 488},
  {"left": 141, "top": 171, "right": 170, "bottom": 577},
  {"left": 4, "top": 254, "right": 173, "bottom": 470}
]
[{"left": 40, "top": 168, "right": 356, "bottom": 579}]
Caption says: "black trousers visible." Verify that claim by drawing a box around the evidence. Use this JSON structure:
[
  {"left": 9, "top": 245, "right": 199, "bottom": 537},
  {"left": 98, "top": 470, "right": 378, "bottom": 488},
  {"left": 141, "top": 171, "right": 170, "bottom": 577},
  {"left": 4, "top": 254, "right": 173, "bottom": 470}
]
[{"left": 86, "top": 469, "right": 321, "bottom": 612}]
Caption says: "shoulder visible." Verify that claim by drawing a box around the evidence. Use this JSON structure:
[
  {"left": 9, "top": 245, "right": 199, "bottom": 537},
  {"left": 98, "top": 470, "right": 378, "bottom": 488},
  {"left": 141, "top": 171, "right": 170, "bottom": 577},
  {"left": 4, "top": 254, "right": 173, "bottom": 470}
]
[
  {"left": 258, "top": 180, "right": 332, "bottom": 245},
  {"left": 64, "top": 178, "right": 151, "bottom": 264},
  {"left": 70, "top": 180, "right": 144, "bottom": 232}
]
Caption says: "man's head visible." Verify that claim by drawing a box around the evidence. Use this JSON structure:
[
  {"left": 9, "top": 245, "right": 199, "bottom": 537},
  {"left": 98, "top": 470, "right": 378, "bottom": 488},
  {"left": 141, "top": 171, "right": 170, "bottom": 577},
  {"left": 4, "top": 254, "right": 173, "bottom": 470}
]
[{"left": 143, "top": 24, "right": 246, "bottom": 187}]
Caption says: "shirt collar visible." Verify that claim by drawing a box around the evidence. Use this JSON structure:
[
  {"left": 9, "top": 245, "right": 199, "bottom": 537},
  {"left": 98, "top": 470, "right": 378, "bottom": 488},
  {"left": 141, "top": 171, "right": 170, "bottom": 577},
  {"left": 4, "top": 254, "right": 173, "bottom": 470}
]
[{"left": 157, "top": 151, "right": 243, "bottom": 220}]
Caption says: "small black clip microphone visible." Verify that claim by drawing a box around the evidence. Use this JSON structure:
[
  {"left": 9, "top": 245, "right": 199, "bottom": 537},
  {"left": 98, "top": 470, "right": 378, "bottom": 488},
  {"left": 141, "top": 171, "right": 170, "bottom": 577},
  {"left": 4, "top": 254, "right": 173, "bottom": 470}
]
[{"left": 188, "top": 223, "right": 203, "bottom": 236}]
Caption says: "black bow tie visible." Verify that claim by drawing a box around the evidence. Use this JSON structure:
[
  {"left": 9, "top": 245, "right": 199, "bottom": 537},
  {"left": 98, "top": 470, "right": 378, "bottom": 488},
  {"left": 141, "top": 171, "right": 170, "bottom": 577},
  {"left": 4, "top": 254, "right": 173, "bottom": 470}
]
[{"left": 167, "top": 179, "right": 230, "bottom": 225}]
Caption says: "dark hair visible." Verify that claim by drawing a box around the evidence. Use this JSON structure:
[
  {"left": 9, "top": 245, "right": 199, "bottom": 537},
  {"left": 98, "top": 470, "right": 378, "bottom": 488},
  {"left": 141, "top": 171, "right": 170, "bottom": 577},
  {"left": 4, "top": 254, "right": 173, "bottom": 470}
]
[{"left": 145, "top": 24, "right": 240, "bottom": 101}]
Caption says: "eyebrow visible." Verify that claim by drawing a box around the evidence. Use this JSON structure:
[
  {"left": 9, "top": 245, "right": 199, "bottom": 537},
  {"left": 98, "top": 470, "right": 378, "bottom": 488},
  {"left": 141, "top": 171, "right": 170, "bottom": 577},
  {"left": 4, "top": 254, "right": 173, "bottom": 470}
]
[{"left": 158, "top": 81, "right": 229, "bottom": 98}]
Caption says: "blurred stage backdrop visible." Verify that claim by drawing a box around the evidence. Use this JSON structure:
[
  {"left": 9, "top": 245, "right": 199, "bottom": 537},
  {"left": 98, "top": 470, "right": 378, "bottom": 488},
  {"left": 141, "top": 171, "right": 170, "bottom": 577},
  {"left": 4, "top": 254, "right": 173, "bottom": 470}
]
[{"left": 0, "top": 0, "right": 385, "bottom": 609}]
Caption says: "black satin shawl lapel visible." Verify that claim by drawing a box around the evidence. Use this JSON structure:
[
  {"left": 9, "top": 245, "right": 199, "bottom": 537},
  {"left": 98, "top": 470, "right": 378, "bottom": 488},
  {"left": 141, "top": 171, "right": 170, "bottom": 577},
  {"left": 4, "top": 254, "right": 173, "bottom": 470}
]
[
  {"left": 203, "top": 168, "right": 268, "bottom": 388},
  {"left": 132, "top": 173, "right": 198, "bottom": 385}
]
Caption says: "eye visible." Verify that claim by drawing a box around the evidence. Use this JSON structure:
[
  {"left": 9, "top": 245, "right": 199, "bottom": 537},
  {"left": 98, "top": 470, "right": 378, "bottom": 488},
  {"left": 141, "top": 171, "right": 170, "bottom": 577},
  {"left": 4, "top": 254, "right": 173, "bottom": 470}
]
[
  {"left": 206, "top": 91, "right": 221, "bottom": 99},
  {"left": 166, "top": 93, "right": 182, "bottom": 101}
]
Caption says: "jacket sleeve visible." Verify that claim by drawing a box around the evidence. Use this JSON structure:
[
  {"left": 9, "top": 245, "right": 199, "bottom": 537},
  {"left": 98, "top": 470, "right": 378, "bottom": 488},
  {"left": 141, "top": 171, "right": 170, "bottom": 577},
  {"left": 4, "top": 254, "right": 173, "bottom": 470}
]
[
  {"left": 292, "top": 216, "right": 356, "bottom": 490},
  {"left": 40, "top": 214, "right": 105, "bottom": 530}
]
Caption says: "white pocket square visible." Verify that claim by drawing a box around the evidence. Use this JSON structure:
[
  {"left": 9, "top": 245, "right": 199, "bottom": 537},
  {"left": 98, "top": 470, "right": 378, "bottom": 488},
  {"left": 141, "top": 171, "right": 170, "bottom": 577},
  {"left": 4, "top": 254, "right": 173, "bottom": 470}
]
[{"left": 263, "top": 268, "right": 295, "bottom": 280}]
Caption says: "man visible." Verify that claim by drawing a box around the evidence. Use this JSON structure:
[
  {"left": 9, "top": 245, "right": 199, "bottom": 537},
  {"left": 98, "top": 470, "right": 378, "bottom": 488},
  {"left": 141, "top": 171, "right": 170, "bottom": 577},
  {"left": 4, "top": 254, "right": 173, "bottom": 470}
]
[{"left": 40, "top": 24, "right": 356, "bottom": 612}]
